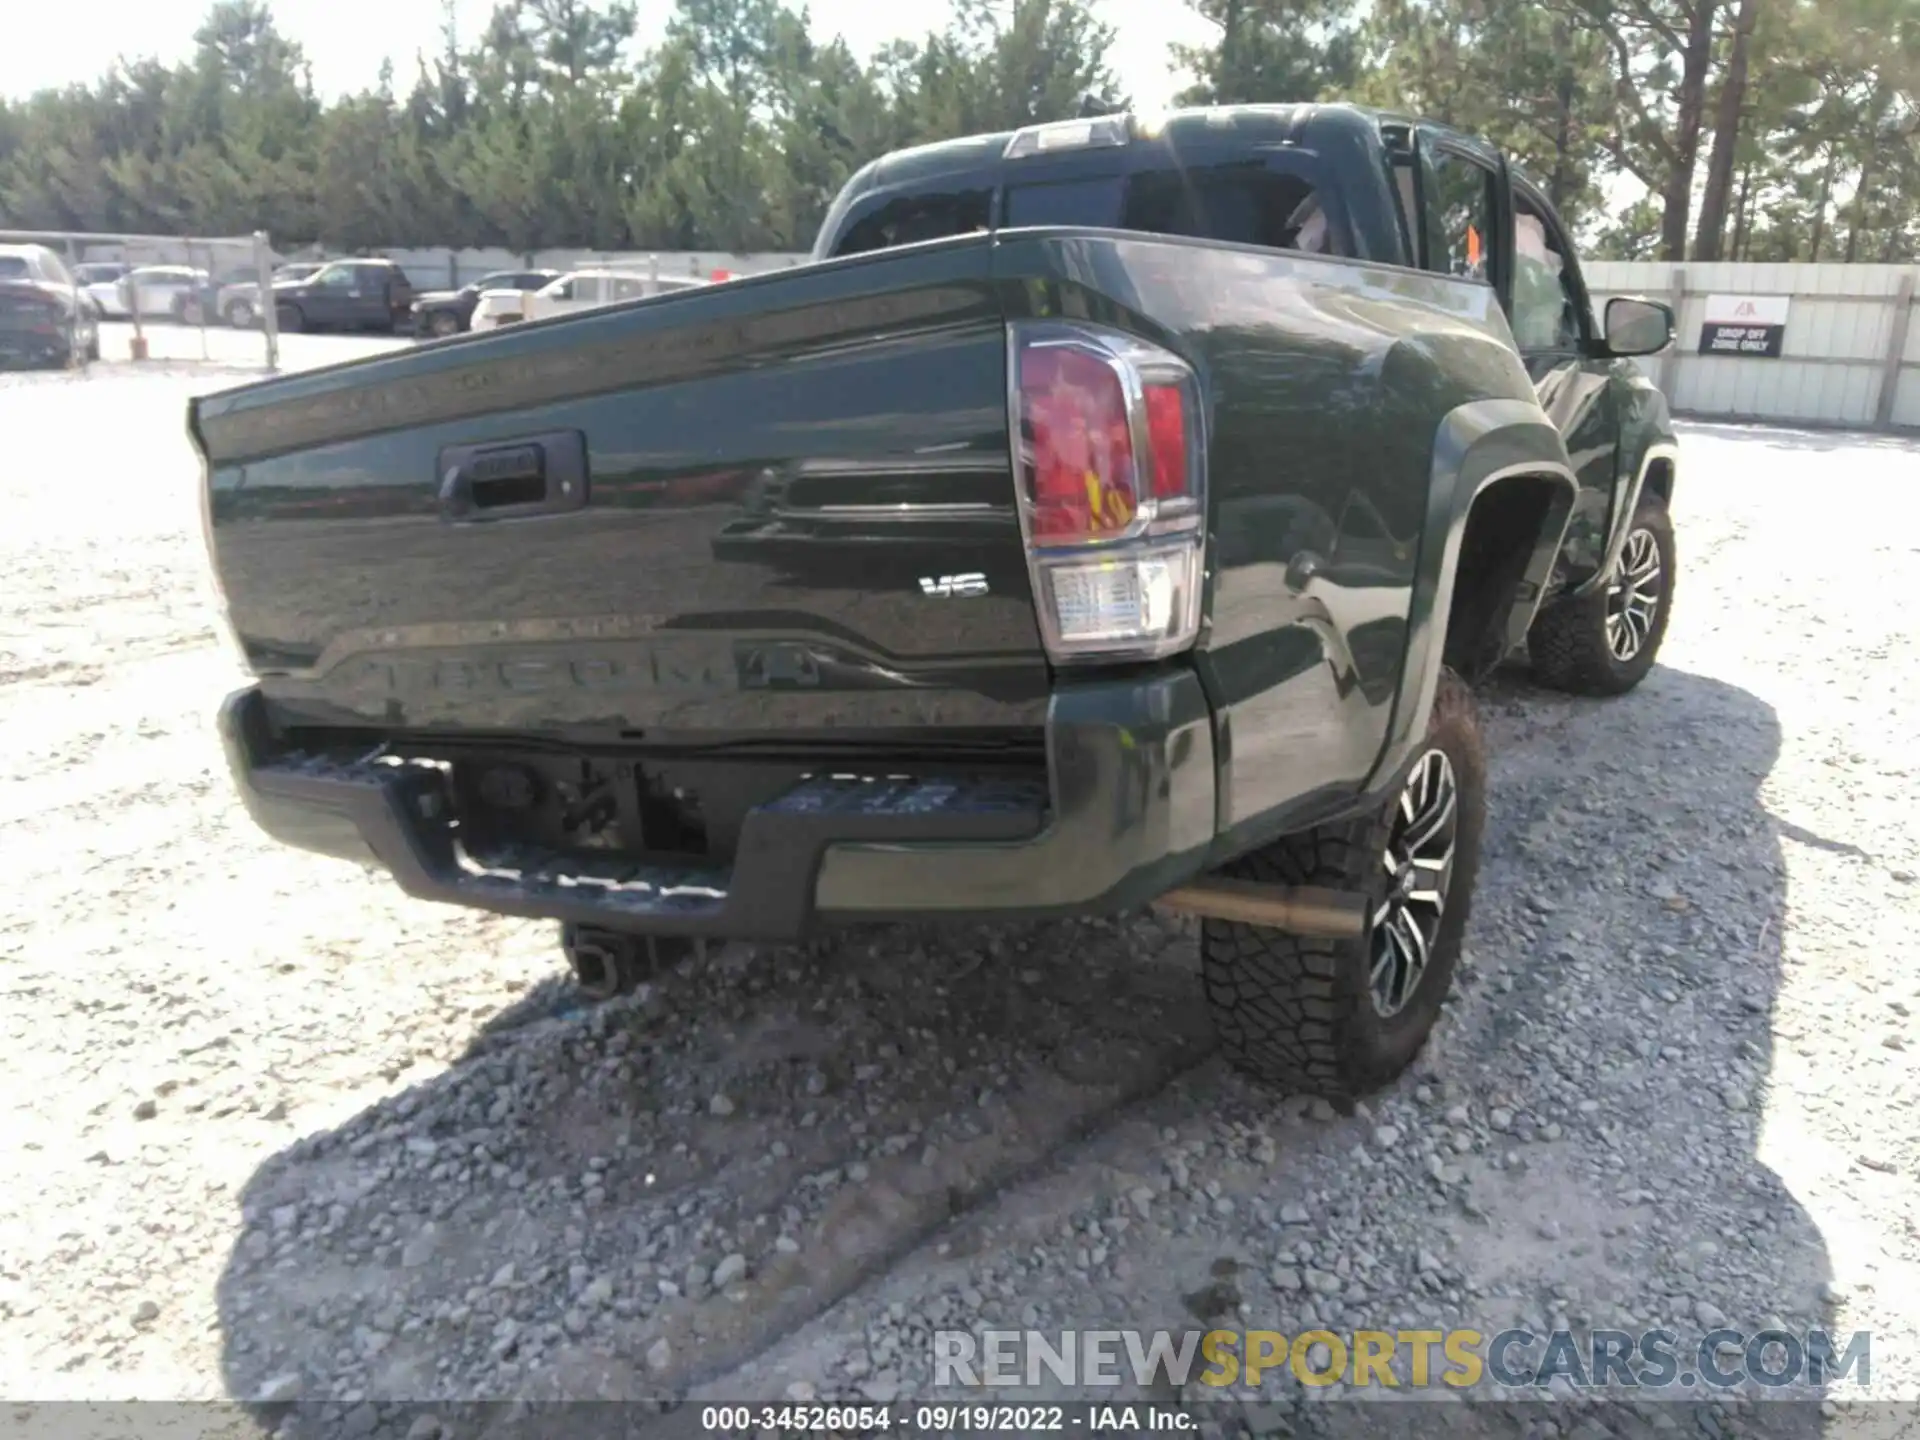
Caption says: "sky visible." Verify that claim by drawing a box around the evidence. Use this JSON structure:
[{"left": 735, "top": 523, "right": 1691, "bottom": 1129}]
[{"left": 1, "top": 0, "right": 1215, "bottom": 109}]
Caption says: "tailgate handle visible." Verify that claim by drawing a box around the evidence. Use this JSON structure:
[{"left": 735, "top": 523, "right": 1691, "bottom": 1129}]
[{"left": 438, "top": 431, "right": 588, "bottom": 522}]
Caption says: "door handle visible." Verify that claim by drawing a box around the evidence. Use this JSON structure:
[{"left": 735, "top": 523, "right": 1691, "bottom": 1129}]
[{"left": 437, "top": 430, "right": 589, "bottom": 523}]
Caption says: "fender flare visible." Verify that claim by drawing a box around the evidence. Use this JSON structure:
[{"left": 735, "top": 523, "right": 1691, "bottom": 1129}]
[
  {"left": 1363, "top": 398, "right": 1579, "bottom": 794},
  {"left": 1571, "top": 438, "right": 1681, "bottom": 599}
]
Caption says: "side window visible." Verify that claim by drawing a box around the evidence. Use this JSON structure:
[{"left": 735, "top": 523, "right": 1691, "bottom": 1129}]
[
  {"left": 316, "top": 266, "right": 355, "bottom": 289},
  {"left": 1512, "top": 194, "right": 1586, "bottom": 352},
  {"left": 1121, "top": 162, "right": 1346, "bottom": 257},
  {"left": 832, "top": 188, "right": 992, "bottom": 257},
  {"left": 1422, "top": 148, "right": 1497, "bottom": 282}
]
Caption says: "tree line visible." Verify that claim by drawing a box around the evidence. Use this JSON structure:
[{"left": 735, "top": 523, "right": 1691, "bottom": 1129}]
[{"left": 0, "top": 0, "right": 1915, "bottom": 262}]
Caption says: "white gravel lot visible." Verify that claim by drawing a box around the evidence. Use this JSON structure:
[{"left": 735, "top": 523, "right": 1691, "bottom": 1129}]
[{"left": 1, "top": 355, "right": 1916, "bottom": 1439}]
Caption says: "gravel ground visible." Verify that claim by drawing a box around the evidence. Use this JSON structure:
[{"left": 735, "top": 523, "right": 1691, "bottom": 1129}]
[{"left": 2, "top": 360, "right": 1916, "bottom": 1439}]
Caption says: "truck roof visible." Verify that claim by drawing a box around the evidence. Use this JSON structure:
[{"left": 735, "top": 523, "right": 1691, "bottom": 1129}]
[
  {"left": 820, "top": 102, "right": 1503, "bottom": 264},
  {"left": 853, "top": 102, "right": 1472, "bottom": 193}
]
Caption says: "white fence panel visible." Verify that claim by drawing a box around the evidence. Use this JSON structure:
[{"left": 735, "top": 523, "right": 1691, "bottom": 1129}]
[
  {"left": 1582, "top": 261, "right": 1918, "bottom": 431},
  {"left": 376, "top": 247, "right": 810, "bottom": 289}
]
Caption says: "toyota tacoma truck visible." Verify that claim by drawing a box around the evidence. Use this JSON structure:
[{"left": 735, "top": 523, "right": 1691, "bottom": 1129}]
[{"left": 192, "top": 104, "right": 1679, "bottom": 1098}]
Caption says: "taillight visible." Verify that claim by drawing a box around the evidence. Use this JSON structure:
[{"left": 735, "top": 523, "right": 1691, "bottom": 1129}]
[{"left": 1009, "top": 321, "right": 1207, "bottom": 663}]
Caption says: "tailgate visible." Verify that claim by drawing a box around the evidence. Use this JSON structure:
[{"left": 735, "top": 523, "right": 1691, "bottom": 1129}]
[{"left": 192, "top": 239, "right": 1048, "bottom": 742}]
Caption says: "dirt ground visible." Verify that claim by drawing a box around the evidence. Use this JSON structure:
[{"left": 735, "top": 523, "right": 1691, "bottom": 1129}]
[{"left": 2, "top": 355, "right": 1916, "bottom": 1440}]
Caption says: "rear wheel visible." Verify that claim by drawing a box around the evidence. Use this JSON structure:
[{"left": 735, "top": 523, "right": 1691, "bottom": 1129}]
[
  {"left": 1528, "top": 494, "right": 1674, "bottom": 696},
  {"left": 1199, "top": 671, "right": 1486, "bottom": 1097},
  {"left": 226, "top": 298, "right": 256, "bottom": 329},
  {"left": 427, "top": 311, "right": 461, "bottom": 338}
]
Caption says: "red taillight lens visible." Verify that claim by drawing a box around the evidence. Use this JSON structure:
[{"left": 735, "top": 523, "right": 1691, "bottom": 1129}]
[
  {"left": 1019, "top": 344, "right": 1138, "bottom": 540},
  {"left": 1008, "top": 322, "right": 1208, "bottom": 664},
  {"left": 1144, "top": 383, "right": 1188, "bottom": 499}
]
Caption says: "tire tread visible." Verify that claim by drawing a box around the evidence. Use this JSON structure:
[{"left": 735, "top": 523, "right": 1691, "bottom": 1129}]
[
  {"left": 1199, "top": 672, "right": 1485, "bottom": 1097},
  {"left": 1529, "top": 494, "right": 1675, "bottom": 696}
]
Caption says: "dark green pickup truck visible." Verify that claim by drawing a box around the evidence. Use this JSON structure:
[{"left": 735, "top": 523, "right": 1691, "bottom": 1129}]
[{"left": 193, "top": 103, "right": 1680, "bottom": 1098}]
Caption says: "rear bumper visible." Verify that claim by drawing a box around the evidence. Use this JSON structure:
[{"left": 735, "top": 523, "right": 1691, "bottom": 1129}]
[{"left": 218, "top": 672, "right": 1217, "bottom": 940}]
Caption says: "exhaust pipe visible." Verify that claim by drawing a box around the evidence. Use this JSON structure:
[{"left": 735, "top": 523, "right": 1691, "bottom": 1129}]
[{"left": 1154, "top": 879, "right": 1369, "bottom": 939}]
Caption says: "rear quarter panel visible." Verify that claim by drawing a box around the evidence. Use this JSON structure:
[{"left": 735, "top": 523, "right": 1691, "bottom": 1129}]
[{"left": 991, "top": 231, "right": 1570, "bottom": 852}]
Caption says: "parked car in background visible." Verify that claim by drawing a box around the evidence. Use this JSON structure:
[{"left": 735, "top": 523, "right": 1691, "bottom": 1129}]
[
  {"left": 72, "top": 262, "right": 129, "bottom": 318},
  {"left": 213, "top": 262, "right": 323, "bottom": 329},
  {"left": 0, "top": 245, "right": 101, "bottom": 339},
  {"left": 0, "top": 278, "right": 99, "bottom": 369},
  {"left": 0, "top": 243, "right": 80, "bottom": 290},
  {"left": 472, "top": 269, "right": 708, "bottom": 331},
  {"left": 467, "top": 286, "right": 535, "bottom": 331},
  {"left": 270, "top": 259, "right": 415, "bottom": 334},
  {"left": 410, "top": 269, "right": 559, "bottom": 338},
  {"left": 72, "top": 261, "right": 128, "bottom": 288},
  {"left": 118, "top": 265, "right": 210, "bottom": 322}
]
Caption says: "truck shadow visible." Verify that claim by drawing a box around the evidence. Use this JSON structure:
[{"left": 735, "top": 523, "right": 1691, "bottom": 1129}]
[
  {"left": 1348, "top": 659, "right": 1836, "bottom": 1438},
  {"left": 211, "top": 663, "right": 1842, "bottom": 1435},
  {"left": 211, "top": 905, "right": 1216, "bottom": 1423}
]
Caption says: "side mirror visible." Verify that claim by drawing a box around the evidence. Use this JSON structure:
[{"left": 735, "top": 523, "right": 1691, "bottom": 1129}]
[{"left": 1605, "top": 297, "right": 1674, "bottom": 358}]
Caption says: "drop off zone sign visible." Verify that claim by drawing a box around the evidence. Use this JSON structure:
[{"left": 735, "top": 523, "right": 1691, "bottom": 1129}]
[{"left": 1699, "top": 294, "right": 1790, "bottom": 357}]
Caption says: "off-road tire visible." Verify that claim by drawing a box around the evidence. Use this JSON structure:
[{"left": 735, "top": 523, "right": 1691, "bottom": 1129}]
[
  {"left": 1528, "top": 494, "right": 1675, "bottom": 696},
  {"left": 1199, "top": 671, "right": 1486, "bottom": 1097}
]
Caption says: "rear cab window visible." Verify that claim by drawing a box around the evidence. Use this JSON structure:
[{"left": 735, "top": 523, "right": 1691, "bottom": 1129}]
[
  {"left": 822, "top": 135, "right": 1350, "bottom": 262},
  {"left": 1005, "top": 158, "right": 1344, "bottom": 255},
  {"left": 832, "top": 189, "right": 992, "bottom": 257}
]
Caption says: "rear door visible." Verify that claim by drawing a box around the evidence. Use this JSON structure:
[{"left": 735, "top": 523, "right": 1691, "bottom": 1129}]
[
  {"left": 385, "top": 266, "right": 414, "bottom": 325},
  {"left": 348, "top": 263, "right": 386, "bottom": 326},
  {"left": 556, "top": 275, "right": 602, "bottom": 317},
  {"left": 533, "top": 274, "right": 583, "bottom": 320},
  {"left": 305, "top": 264, "right": 357, "bottom": 326}
]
